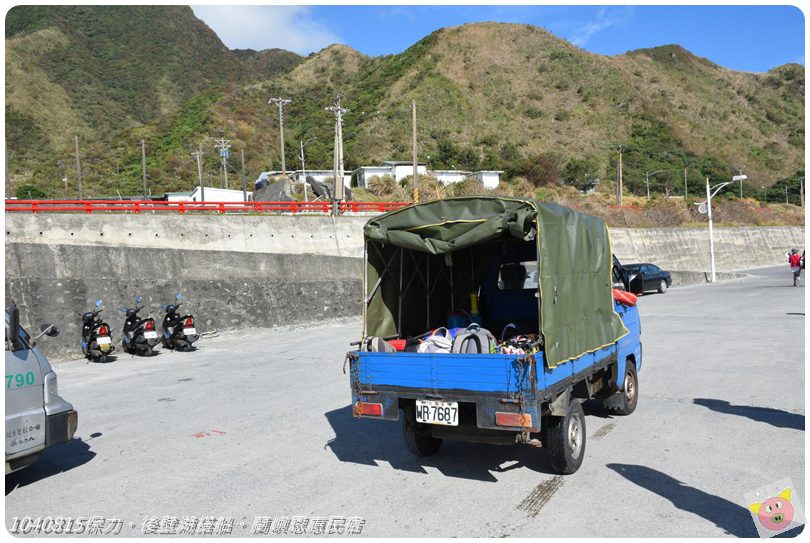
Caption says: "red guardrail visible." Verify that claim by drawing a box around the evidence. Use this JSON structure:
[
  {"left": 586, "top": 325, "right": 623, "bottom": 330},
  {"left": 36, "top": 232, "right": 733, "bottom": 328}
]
[{"left": 4, "top": 200, "right": 410, "bottom": 214}]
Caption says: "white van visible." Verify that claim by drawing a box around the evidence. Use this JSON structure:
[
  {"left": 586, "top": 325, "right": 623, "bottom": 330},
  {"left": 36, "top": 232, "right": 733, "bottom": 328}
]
[{"left": 5, "top": 304, "right": 77, "bottom": 473}]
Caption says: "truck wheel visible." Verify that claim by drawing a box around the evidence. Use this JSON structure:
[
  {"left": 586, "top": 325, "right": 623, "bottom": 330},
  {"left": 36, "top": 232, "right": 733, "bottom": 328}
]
[
  {"left": 546, "top": 399, "right": 586, "bottom": 474},
  {"left": 402, "top": 417, "right": 443, "bottom": 457},
  {"left": 658, "top": 280, "right": 667, "bottom": 294},
  {"left": 605, "top": 361, "right": 638, "bottom": 415}
]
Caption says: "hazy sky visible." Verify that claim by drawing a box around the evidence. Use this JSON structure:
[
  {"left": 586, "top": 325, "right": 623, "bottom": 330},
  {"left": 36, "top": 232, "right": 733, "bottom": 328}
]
[{"left": 191, "top": 4, "right": 804, "bottom": 73}]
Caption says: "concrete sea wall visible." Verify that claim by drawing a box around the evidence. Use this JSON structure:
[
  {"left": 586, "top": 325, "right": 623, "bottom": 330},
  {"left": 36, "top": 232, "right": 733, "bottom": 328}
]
[{"left": 4, "top": 213, "right": 804, "bottom": 359}]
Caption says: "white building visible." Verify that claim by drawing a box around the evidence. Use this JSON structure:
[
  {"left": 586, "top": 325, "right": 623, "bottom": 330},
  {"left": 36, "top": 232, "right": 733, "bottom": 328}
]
[
  {"left": 384, "top": 161, "right": 428, "bottom": 182},
  {"left": 470, "top": 170, "right": 504, "bottom": 189},
  {"left": 185, "top": 187, "right": 252, "bottom": 202},
  {"left": 352, "top": 166, "right": 393, "bottom": 189},
  {"left": 351, "top": 160, "right": 503, "bottom": 190},
  {"left": 166, "top": 191, "right": 193, "bottom": 202},
  {"left": 351, "top": 162, "right": 428, "bottom": 189},
  {"left": 432, "top": 170, "right": 470, "bottom": 185}
]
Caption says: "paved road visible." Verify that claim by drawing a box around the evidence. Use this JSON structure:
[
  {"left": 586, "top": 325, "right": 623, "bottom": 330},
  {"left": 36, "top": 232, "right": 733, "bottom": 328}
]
[{"left": 6, "top": 267, "right": 804, "bottom": 537}]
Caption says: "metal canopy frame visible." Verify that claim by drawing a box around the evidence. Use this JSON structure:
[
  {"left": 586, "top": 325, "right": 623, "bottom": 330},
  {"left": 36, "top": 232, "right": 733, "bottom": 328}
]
[{"left": 364, "top": 241, "right": 461, "bottom": 338}]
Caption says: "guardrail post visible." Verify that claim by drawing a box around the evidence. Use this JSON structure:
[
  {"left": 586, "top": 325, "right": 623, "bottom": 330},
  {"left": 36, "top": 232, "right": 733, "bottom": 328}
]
[
  {"left": 178, "top": 202, "right": 185, "bottom": 214},
  {"left": 134, "top": 202, "right": 141, "bottom": 214},
  {"left": 85, "top": 202, "right": 92, "bottom": 214},
  {"left": 218, "top": 202, "right": 225, "bottom": 214},
  {"left": 32, "top": 201, "right": 39, "bottom": 214}
]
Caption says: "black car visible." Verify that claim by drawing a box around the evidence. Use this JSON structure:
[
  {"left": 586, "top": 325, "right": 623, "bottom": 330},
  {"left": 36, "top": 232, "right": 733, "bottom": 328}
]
[{"left": 624, "top": 263, "right": 672, "bottom": 294}]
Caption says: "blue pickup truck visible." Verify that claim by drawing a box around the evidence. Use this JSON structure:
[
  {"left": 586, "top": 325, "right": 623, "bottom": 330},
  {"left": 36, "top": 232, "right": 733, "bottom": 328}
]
[{"left": 347, "top": 197, "right": 642, "bottom": 474}]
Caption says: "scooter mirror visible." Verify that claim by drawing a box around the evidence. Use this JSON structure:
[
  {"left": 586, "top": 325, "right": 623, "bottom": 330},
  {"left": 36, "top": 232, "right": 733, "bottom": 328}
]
[
  {"left": 95, "top": 299, "right": 103, "bottom": 307},
  {"left": 135, "top": 296, "right": 143, "bottom": 304},
  {"left": 119, "top": 307, "right": 127, "bottom": 313},
  {"left": 175, "top": 293, "right": 182, "bottom": 300},
  {"left": 160, "top": 304, "right": 167, "bottom": 310}
]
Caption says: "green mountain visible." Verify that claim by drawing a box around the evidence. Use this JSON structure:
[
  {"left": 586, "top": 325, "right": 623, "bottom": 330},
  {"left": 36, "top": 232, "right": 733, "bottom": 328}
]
[
  {"left": 5, "top": 5, "right": 301, "bottom": 194},
  {"left": 5, "top": 9, "right": 804, "bottom": 199}
]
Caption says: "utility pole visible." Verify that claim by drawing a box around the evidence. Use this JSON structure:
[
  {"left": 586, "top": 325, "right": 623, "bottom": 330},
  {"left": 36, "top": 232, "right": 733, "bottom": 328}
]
[
  {"left": 412, "top": 100, "right": 419, "bottom": 203},
  {"left": 644, "top": 170, "right": 663, "bottom": 201},
  {"left": 706, "top": 177, "right": 716, "bottom": 282},
  {"left": 326, "top": 94, "right": 348, "bottom": 216},
  {"left": 241, "top": 148, "right": 247, "bottom": 202},
  {"left": 192, "top": 146, "right": 205, "bottom": 202},
  {"left": 785, "top": 185, "right": 790, "bottom": 205},
  {"left": 141, "top": 139, "right": 148, "bottom": 198},
  {"left": 214, "top": 138, "right": 231, "bottom": 189},
  {"left": 683, "top": 167, "right": 688, "bottom": 199},
  {"left": 4, "top": 140, "right": 9, "bottom": 199},
  {"left": 616, "top": 146, "right": 623, "bottom": 206},
  {"left": 799, "top": 176, "right": 805, "bottom": 208},
  {"left": 645, "top": 172, "right": 650, "bottom": 200},
  {"left": 74, "top": 135, "right": 83, "bottom": 200},
  {"left": 268, "top": 97, "right": 292, "bottom": 174},
  {"left": 735, "top": 164, "right": 745, "bottom": 199}
]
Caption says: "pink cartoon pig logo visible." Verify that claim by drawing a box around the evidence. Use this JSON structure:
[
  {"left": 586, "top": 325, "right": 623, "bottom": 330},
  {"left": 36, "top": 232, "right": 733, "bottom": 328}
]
[{"left": 749, "top": 488, "right": 795, "bottom": 532}]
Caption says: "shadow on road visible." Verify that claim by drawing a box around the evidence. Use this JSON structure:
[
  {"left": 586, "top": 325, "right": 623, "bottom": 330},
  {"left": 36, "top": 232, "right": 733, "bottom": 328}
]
[
  {"left": 5, "top": 438, "right": 96, "bottom": 495},
  {"left": 582, "top": 399, "right": 615, "bottom": 419},
  {"left": 693, "top": 399, "right": 804, "bottom": 431},
  {"left": 607, "top": 463, "right": 758, "bottom": 537},
  {"left": 324, "top": 405, "right": 557, "bottom": 482}
]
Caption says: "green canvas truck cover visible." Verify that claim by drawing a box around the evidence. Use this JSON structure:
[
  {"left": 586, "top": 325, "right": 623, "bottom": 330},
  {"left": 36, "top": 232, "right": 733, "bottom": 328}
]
[{"left": 363, "top": 196, "right": 628, "bottom": 368}]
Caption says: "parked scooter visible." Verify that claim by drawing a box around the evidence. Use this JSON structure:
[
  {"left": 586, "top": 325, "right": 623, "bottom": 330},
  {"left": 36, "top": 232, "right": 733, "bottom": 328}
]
[
  {"left": 78, "top": 299, "right": 115, "bottom": 363},
  {"left": 120, "top": 296, "right": 159, "bottom": 356},
  {"left": 160, "top": 293, "right": 198, "bottom": 352}
]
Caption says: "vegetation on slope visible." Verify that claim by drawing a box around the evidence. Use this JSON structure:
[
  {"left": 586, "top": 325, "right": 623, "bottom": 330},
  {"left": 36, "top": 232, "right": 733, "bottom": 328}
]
[{"left": 5, "top": 10, "right": 804, "bottom": 220}]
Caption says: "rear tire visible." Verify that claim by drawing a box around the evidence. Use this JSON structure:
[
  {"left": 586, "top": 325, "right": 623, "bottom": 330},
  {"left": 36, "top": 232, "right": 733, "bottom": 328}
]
[
  {"left": 402, "top": 415, "right": 443, "bottom": 457},
  {"left": 546, "top": 399, "right": 586, "bottom": 474},
  {"left": 604, "top": 361, "right": 638, "bottom": 415},
  {"left": 658, "top": 280, "right": 667, "bottom": 294}
]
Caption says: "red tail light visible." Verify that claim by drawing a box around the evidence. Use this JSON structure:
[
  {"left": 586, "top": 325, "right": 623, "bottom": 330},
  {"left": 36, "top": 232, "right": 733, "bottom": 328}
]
[
  {"left": 354, "top": 402, "right": 383, "bottom": 417},
  {"left": 184, "top": 317, "right": 194, "bottom": 327},
  {"left": 144, "top": 320, "right": 154, "bottom": 331},
  {"left": 98, "top": 325, "right": 108, "bottom": 336},
  {"left": 495, "top": 412, "right": 533, "bottom": 428}
]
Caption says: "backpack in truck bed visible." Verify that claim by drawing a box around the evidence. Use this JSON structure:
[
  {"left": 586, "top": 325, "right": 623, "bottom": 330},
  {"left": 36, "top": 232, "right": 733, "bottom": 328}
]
[{"left": 451, "top": 324, "right": 497, "bottom": 354}]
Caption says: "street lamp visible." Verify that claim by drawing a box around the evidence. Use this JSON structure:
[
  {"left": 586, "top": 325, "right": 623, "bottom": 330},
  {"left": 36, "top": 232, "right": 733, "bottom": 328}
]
[
  {"left": 644, "top": 170, "right": 663, "bottom": 200},
  {"left": 700, "top": 174, "right": 746, "bottom": 282},
  {"left": 299, "top": 136, "right": 317, "bottom": 202}
]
